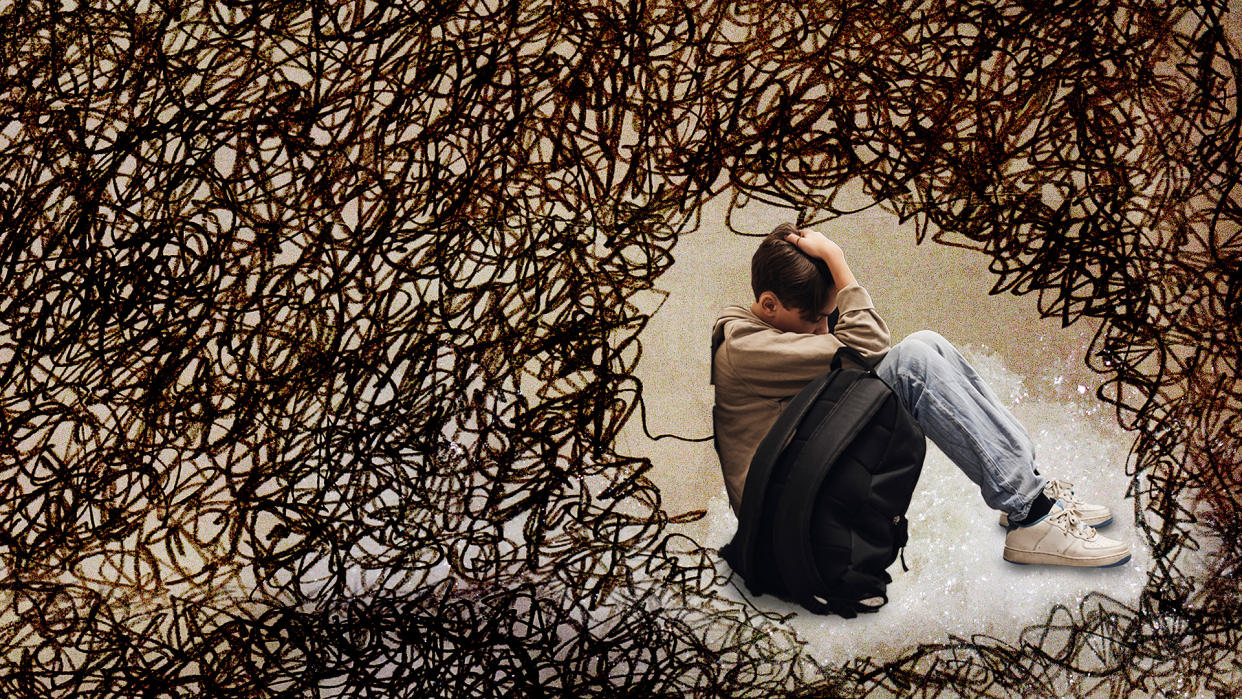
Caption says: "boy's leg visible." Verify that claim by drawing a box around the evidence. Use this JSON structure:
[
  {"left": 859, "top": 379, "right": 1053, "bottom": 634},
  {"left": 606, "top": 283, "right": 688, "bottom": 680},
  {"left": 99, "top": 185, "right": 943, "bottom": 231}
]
[
  {"left": 873, "top": 330, "right": 1046, "bottom": 519},
  {"left": 872, "top": 331, "right": 1130, "bottom": 567}
]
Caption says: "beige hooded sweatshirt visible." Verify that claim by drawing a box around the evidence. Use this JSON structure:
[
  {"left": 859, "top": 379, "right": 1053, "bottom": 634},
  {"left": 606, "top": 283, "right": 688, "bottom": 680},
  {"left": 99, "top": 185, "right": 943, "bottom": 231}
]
[{"left": 710, "top": 284, "right": 892, "bottom": 513}]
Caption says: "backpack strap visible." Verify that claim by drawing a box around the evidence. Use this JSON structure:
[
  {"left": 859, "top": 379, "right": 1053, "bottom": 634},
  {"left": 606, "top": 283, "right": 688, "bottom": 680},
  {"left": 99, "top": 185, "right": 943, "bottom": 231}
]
[
  {"left": 831, "top": 344, "right": 876, "bottom": 374},
  {"left": 729, "top": 372, "right": 835, "bottom": 584},
  {"left": 771, "top": 375, "right": 891, "bottom": 614}
]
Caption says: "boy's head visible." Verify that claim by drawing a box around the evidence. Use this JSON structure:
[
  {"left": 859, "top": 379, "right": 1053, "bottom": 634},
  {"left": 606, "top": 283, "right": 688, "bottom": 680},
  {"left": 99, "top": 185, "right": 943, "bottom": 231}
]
[{"left": 750, "top": 222, "right": 836, "bottom": 334}]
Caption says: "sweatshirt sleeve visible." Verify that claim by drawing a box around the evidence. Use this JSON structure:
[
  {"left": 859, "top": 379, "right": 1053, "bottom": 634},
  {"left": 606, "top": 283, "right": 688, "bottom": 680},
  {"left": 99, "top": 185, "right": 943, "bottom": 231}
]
[
  {"left": 720, "top": 284, "right": 890, "bottom": 400},
  {"left": 832, "top": 284, "right": 891, "bottom": 359}
]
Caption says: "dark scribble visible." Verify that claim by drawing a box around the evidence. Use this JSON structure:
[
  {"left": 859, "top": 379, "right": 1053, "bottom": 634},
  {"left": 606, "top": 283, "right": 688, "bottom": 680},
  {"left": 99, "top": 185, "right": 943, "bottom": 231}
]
[{"left": 0, "top": 0, "right": 1238, "bottom": 696}]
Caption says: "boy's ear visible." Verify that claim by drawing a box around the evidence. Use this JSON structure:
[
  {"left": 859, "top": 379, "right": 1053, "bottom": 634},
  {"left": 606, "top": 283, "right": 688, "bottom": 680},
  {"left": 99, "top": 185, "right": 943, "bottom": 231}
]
[{"left": 756, "top": 291, "right": 781, "bottom": 316}]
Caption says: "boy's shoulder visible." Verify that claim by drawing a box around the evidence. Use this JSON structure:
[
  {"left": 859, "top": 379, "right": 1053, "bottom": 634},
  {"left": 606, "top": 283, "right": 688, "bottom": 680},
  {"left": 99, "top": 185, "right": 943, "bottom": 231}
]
[
  {"left": 712, "top": 305, "right": 816, "bottom": 369},
  {"left": 712, "top": 305, "right": 768, "bottom": 346},
  {"left": 714, "top": 304, "right": 762, "bottom": 329}
]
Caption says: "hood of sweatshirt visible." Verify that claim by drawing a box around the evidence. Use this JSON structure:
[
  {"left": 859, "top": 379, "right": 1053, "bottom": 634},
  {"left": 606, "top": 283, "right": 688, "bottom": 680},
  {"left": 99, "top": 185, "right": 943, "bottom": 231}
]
[
  {"left": 711, "top": 305, "right": 762, "bottom": 356},
  {"left": 711, "top": 305, "right": 769, "bottom": 384}
]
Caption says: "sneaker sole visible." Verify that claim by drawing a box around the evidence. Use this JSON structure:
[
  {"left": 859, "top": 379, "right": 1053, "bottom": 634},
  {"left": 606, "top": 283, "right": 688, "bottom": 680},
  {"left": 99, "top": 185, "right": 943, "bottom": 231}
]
[
  {"left": 999, "top": 514, "right": 1113, "bottom": 529},
  {"left": 1003, "top": 549, "right": 1131, "bottom": 568}
]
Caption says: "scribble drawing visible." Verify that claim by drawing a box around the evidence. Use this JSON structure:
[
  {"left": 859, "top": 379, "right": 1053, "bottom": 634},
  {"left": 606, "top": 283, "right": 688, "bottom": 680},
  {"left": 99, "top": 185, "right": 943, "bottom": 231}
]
[{"left": 0, "top": 0, "right": 1238, "bottom": 696}]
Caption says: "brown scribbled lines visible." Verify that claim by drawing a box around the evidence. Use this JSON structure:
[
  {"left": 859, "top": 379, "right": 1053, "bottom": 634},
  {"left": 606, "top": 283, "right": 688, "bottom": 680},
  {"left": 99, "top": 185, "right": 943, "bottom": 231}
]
[{"left": 0, "top": 1, "right": 1239, "bottom": 696}]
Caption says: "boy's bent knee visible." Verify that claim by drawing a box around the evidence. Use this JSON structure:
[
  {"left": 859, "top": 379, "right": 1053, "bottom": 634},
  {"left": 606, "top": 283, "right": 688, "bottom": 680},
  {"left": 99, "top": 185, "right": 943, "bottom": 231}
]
[
  {"left": 905, "top": 329, "right": 951, "bottom": 349},
  {"left": 884, "top": 334, "right": 939, "bottom": 372}
]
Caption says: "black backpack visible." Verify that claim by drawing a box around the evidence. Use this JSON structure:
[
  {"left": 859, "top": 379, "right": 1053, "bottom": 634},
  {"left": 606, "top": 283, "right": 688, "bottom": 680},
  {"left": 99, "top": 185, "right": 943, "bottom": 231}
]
[{"left": 720, "top": 346, "right": 925, "bottom": 618}]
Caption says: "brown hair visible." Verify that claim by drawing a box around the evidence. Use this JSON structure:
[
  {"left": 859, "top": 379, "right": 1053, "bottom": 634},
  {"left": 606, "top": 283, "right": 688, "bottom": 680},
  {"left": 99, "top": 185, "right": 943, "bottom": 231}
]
[{"left": 750, "top": 222, "right": 834, "bottom": 320}]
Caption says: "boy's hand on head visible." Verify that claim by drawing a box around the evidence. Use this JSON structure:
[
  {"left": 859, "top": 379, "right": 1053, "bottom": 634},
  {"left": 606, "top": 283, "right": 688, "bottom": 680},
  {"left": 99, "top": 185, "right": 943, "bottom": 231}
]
[
  {"left": 784, "top": 228, "right": 858, "bottom": 289},
  {"left": 784, "top": 229, "right": 844, "bottom": 264}
]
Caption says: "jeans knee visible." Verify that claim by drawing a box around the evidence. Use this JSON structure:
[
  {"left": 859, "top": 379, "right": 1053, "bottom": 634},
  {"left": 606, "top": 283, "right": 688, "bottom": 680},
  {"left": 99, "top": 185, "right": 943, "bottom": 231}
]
[
  {"left": 885, "top": 334, "right": 939, "bottom": 373},
  {"left": 906, "top": 329, "right": 950, "bottom": 350}
]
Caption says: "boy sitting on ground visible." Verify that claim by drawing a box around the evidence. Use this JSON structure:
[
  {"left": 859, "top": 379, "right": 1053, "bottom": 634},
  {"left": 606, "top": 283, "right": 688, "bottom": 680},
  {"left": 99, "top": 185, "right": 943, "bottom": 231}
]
[{"left": 710, "top": 223, "right": 1130, "bottom": 568}]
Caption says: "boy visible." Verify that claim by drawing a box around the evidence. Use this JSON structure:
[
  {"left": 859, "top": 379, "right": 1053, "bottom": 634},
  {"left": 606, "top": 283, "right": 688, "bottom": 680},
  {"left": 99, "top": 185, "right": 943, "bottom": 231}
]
[{"left": 710, "top": 223, "right": 1130, "bottom": 567}]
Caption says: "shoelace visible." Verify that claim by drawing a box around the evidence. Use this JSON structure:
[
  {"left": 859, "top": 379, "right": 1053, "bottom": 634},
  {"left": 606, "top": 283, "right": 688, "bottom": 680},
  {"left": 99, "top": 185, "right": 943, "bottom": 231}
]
[
  {"left": 1046, "top": 507, "right": 1093, "bottom": 539},
  {"left": 1045, "top": 479, "right": 1084, "bottom": 507}
]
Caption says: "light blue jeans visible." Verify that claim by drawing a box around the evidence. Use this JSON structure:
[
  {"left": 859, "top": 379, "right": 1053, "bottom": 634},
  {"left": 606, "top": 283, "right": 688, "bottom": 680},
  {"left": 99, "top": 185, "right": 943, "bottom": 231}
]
[{"left": 873, "top": 330, "right": 1046, "bottom": 519}]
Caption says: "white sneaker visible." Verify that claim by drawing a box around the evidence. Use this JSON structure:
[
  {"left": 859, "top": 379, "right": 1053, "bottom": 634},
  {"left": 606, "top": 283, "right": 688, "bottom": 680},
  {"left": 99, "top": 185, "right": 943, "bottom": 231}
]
[
  {"left": 1003, "top": 504, "right": 1130, "bottom": 567},
  {"left": 998, "top": 479, "right": 1113, "bottom": 528}
]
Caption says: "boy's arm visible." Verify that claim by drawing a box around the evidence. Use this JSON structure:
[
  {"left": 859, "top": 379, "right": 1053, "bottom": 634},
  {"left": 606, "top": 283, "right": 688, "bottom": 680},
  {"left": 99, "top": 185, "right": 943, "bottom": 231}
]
[
  {"left": 832, "top": 284, "right": 891, "bottom": 359},
  {"left": 723, "top": 290, "right": 890, "bottom": 399},
  {"left": 784, "top": 227, "right": 890, "bottom": 359}
]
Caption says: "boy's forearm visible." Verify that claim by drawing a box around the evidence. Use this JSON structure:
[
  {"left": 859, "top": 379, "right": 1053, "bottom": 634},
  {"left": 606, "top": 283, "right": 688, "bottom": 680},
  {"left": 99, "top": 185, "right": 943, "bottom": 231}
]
[
  {"left": 822, "top": 252, "right": 857, "bottom": 290},
  {"left": 832, "top": 285, "right": 891, "bottom": 357}
]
